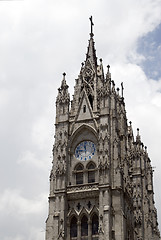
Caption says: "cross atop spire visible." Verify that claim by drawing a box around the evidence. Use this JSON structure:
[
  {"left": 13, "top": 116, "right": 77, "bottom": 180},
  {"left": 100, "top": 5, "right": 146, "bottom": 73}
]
[
  {"left": 84, "top": 16, "right": 97, "bottom": 68},
  {"left": 89, "top": 16, "right": 94, "bottom": 37}
]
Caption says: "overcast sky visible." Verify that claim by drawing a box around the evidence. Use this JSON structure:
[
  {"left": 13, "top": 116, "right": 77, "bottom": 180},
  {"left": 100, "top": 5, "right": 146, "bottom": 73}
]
[{"left": 0, "top": 0, "right": 161, "bottom": 239}]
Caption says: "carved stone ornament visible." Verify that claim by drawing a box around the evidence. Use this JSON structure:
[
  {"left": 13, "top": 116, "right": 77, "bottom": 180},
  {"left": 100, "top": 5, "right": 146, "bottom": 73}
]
[{"left": 46, "top": 19, "right": 161, "bottom": 240}]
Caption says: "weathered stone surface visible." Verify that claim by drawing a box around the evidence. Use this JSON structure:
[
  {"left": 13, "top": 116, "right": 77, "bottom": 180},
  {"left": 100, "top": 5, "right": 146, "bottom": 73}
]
[{"left": 45, "top": 19, "right": 160, "bottom": 240}]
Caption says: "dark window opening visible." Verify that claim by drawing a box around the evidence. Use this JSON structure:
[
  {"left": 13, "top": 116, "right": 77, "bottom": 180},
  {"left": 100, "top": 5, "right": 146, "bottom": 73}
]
[
  {"left": 88, "top": 163, "right": 96, "bottom": 183},
  {"left": 81, "top": 215, "right": 88, "bottom": 236},
  {"left": 70, "top": 216, "right": 77, "bottom": 238},
  {"left": 92, "top": 214, "right": 99, "bottom": 235},
  {"left": 88, "top": 163, "right": 95, "bottom": 169},
  {"left": 76, "top": 164, "right": 83, "bottom": 171},
  {"left": 76, "top": 172, "right": 83, "bottom": 184},
  {"left": 88, "top": 94, "right": 93, "bottom": 109},
  {"left": 85, "top": 76, "right": 90, "bottom": 82},
  {"left": 88, "top": 171, "right": 95, "bottom": 183},
  {"left": 83, "top": 105, "right": 86, "bottom": 113},
  {"left": 75, "top": 164, "right": 84, "bottom": 185}
]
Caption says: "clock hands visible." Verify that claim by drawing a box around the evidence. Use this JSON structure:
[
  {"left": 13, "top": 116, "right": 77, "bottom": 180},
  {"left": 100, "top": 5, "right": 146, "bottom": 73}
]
[
  {"left": 84, "top": 143, "right": 86, "bottom": 154},
  {"left": 75, "top": 141, "right": 95, "bottom": 160}
]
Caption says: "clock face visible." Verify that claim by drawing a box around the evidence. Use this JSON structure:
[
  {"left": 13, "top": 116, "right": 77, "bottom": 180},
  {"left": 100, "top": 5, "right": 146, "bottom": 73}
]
[{"left": 75, "top": 141, "right": 96, "bottom": 161}]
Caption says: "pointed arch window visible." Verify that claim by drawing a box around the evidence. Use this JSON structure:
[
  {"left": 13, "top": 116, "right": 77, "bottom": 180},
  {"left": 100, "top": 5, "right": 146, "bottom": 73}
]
[
  {"left": 92, "top": 214, "right": 99, "bottom": 236},
  {"left": 87, "top": 162, "right": 96, "bottom": 183},
  {"left": 81, "top": 215, "right": 88, "bottom": 237},
  {"left": 75, "top": 164, "right": 84, "bottom": 185},
  {"left": 70, "top": 216, "right": 77, "bottom": 238}
]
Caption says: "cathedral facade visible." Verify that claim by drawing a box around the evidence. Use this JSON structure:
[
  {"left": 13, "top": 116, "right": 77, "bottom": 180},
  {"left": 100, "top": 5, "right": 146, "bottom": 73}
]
[{"left": 45, "top": 18, "right": 160, "bottom": 240}]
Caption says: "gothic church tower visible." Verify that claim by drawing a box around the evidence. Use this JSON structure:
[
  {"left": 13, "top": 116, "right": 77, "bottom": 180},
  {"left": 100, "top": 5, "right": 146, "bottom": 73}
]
[{"left": 45, "top": 17, "right": 160, "bottom": 240}]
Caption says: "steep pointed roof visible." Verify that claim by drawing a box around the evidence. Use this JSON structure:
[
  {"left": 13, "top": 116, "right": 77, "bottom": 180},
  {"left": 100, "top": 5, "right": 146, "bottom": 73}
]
[
  {"left": 85, "top": 16, "right": 97, "bottom": 69},
  {"left": 56, "top": 73, "right": 70, "bottom": 104},
  {"left": 60, "top": 72, "right": 69, "bottom": 90}
]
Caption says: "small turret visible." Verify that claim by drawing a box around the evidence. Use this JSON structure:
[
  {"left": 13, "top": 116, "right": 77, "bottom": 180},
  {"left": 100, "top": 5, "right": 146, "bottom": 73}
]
[
  {"left": 56, "top": 73, "right": 70, "bottom": 124},
  {"left": 136, "top": 128, "right": 141, "bottom": 144},
  {"left": 106, "top": 65, "right": 111, "bottom": 80},
  {"left": 97, "top": 58, "right": 104, "bottom": 81},
  {"left": 56, "top": 73, "right": 70, "bottom": 104}
]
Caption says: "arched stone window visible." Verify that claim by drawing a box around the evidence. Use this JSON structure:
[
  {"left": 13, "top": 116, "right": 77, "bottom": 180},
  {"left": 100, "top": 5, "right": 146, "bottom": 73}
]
[
  {"left": 75, "top": 164, "right": 84, "bottom": 185},
  {"left": 81, "top": 215, "right": 88, "bottom": 237},
  {"left": 92, "top": 214, "right": 99, "bottom": 236},
  {"left": 87, "top": 162, "right": 96, "bottom": 183},
  {"left": 70, "top": 216, "right": 77, "bottom": 238}
]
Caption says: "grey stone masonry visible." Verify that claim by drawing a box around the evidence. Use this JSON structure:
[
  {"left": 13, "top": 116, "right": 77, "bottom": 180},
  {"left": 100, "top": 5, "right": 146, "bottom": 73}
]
[{"left": 45, "top": 18, "right": 160, "bottom": 240}]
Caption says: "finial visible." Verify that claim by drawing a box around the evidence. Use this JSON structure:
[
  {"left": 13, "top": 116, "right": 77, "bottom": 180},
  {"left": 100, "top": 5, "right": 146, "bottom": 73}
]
[
  {"left": 129, "top": 121, "right": 132, "bottom": 126},
  {"left": 121, "top": 82, "right": 124, "bottom": 98},
  {"left": 81, "top": 62, "right": 84, "bottom": 67},
  {"left": 136, "top": 128, "right": 141, "bottom": 143},
  {"left": 62, "top": 72, "right": 66, "bottom": 81},
  {"left": 137, "top": 128, "right": 139, "bottom": 135},
  {"left": 107, "top": 65, "right": 110, "bottom": 72},
  {"left": 100, "top": 58, "right": 102, "bottom": 63},
  {"left": 89, "top": 16, "right": 94, "bottom": 37},
  {"left": 61, "top": 72, "right": 68, "bottom": 89},
  {"left": 117, "top": 87, "right": 120, "bottom": 94},
  {"left": 106, "top": 65, "right": 111, "bottom": 80}
]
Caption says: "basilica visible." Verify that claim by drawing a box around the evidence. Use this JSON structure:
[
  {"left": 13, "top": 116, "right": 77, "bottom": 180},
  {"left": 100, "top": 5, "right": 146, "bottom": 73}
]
[{"left": 45, "top": 17, "right": 160, "bottom": 240}]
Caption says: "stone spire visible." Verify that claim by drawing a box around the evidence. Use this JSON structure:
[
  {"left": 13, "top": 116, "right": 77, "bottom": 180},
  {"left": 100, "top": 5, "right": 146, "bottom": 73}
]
[
  {"left": 136, "top": 128, "right": 141, "bottom": 144},
  {"left": 106, "top": 64, "right": 111, "bottom": 80},
  {"left": 55, "top": 73, "right": 70, "bottom": 124},
  {"left": 56, "top": 73, "right": 70, "bottom": 105},
  {"left": 85, "top": 16, "right": 97, "bottom": 69},
  {"left": 61, "top": 72, "right": 68, "bottom": 89}
]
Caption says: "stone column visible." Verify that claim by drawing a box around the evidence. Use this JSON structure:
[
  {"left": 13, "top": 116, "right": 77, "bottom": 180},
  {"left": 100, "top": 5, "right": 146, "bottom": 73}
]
[
  {"left": 93, "top": 76, "right": 97, "bottom": 112},
  {"left": 103, "top": 190, "right": 110, "bottom": 240},
  {"left": 84, "top": 169, "right": 87, "bottom": 184},
  {"left": 99, "top": 190, "right": 104, "bottom": 240},
  {"left": 103, "top": 205, "right": 110, "bottom": 239},
  {"left": 88, "top": 219, "right": 92, "bottom": 240},
  {"left": 78, "top": 220, "right": 81, "bottom": 240},
  {"left": 66, "top": 220, "right": 70, "bottom": 240}
]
